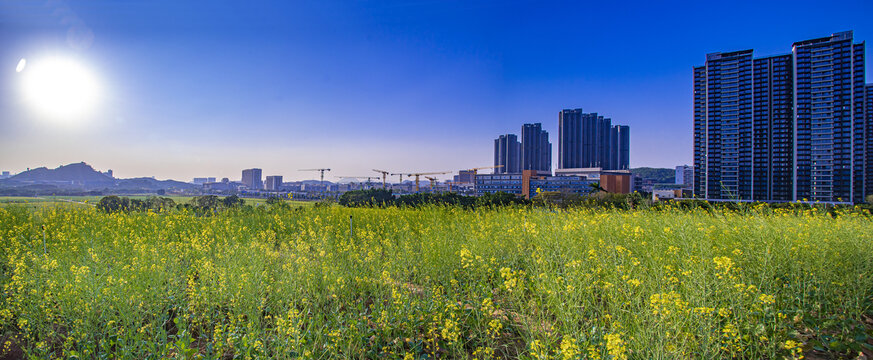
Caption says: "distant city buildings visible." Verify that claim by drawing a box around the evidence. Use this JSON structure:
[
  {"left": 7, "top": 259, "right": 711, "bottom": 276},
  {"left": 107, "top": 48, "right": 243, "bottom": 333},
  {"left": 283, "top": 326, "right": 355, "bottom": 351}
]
[
  {"left": 0, "top": 171, "right": 10, "bottom": 179},
  {"left": 193, "top": 177, "right": 216, "bottom": 185},
  {"left": 241, "top": 168, "right": 263, "bottom": 190},
  {"left": 521, "top": 123, "right": 552, "bottom": 173},
  {"left": 265, "top": 175, "right": 283, "bottom": 191},
  {"left": 453, "top": 170, "right": 476, "bottom": 184},
  {"left": 675, "top": 165, "right": 693, "bottom": 188},
  {"left": 494, "top": 134, "right": 521, "bottom": 173},
  {"left": 558, "top": 108, "right": 629, "bottom": 171},
  {"left": 694, "top": 31, "right": 870, "bottom": 203}
]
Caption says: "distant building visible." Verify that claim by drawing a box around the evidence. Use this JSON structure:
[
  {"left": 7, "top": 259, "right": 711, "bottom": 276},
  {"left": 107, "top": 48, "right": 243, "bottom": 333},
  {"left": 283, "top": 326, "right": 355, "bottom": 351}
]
[
  {"left": 265, "top": 175, "right": 283, "bottom": 191},
  {"left": 241, "top": 168, "right": 263, "bottom": 190},
  {"left": 632, "top": 176, "right": 655, "bottom": 193},
  {"left": 867, "top": 84, "right": 873, "bottom": 197},
  {"left": 600, "top": 171, "right": 632, "bottom": 194},
  {"left": 558, "top": 108, "right": 629, "bottom": 170},
  {"left": 103, "top": 169, "right": 113, "bottom": 178},
  {"left": 475, "top": 170, "right": 603, "bottom": 199},
  {"left": 453, "top": 170, "right": 476, "bottom": 185},
  {"left": 494, "top": 134, "right": 521, "bottom": 173},
  {"left": 675, "top": 165, "right": 693, "bottom": 188},
  {"left": 555, "top": 167, "right": 605, "bottom": 179},
  {"left": 0, "top": 171, "right": 10, "bottom": 179},
  {"left": 521, "top": 123, "right": 551, "bottom": 173},
  {"left": 694, "top": 31, "right": 869, "bottom": 203},
  {"left": 475, "top": 173, "right": 523, "bottom": 196},
  {"left": 193, "top": 177, "right": 209, "bottom": 185},
  {"left": 204, "top": 181, "right": 244, "bottom": 192}
]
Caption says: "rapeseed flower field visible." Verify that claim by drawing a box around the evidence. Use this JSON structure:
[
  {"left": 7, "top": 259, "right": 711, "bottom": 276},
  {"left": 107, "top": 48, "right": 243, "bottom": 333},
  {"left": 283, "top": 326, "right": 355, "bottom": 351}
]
[{"left": 1, "top": 204, "right": 871, "bottom": 359}]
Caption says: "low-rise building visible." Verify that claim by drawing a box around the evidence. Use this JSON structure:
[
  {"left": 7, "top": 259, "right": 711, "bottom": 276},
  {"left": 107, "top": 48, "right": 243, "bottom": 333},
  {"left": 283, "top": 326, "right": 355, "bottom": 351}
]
[{"left": 476, "top": 170, "right": 598, "bottom": 199}]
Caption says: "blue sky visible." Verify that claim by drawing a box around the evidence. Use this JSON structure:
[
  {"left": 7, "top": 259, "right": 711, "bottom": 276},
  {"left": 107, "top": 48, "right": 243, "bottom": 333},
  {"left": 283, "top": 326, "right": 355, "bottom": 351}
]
[{"left": 1, "top": 0, "right": 871, "bottom": 181}]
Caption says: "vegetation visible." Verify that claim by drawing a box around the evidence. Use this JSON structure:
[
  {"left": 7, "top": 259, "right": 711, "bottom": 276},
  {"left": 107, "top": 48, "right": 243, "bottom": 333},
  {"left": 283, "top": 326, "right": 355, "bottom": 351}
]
[
  {"left": 630, "top": 167, "right": 675, "bottom": 184},
  {"left": 96, "top": 195, "right": 176, "bottom": 213},
  {"left": 1, "top": 203, "right": 871, "bottom": 359},
  {"left": 339, "top": 190, "right": 530, "bottom": 209}
]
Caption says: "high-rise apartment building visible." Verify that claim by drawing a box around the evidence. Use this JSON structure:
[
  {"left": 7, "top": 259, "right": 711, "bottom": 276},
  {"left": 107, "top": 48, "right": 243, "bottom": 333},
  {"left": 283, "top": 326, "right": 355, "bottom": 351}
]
[
  {"left": 609, "top": 125, "right": 630, "bottom": 170},
  {"left": 241, "top": 168, "right": 263, "bottom": 190},
  {"left": 694, "top": 31, "right": 868, "bottom": 203},
  {"left": 675, "top": 165, "right": 693, "bottom": 187},
  {"left": 867, "top": 84, "right": 873, "bottom": 198},
  {"left": 494, "top": 134, "right": 521, "bottom": 173},
  {"left": 558, "top": 108, "right": 629, "bottom": 170},
  {"left": 265, "top": 175, "right": 283, "bottom": 191},
  {"left": 521, "top": 123, "right": 552, "bottom": 173}
]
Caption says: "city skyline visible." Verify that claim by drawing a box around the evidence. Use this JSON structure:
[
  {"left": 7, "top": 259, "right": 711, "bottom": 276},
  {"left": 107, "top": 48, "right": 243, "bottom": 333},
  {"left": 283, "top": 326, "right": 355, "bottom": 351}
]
[{"left": 1, "top": 1, "right": 872, "bottom": 181}]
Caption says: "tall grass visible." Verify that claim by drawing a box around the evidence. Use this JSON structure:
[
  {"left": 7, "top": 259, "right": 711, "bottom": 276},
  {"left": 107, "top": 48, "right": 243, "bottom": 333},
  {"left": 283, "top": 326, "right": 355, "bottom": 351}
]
[{"left": 0, "top": 204, "right": 871, "bottom": 359}]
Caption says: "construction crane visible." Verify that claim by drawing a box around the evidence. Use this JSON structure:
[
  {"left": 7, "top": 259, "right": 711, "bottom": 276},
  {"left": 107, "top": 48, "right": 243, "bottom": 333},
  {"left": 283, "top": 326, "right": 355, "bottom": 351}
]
[
  {"left": 335, "top": 175, "right": 379, "bottom": 189},
  {"left": 423, "top": 176, "right": 439, "bottom": 192},
  {"left": 372, "top": 169, "right": 390, "bottom": 189},
  {"left": 299, "top": 168, "right": 331, "bottom": 188},
  {"left": 465, "top": 165, "right": 503, "bottom": 175},
  {"left": 389, "top": 172, "right": 407, "bottom": 186},
  {"left": 404, "top": 171, "right": 451, "bottom": 192}
]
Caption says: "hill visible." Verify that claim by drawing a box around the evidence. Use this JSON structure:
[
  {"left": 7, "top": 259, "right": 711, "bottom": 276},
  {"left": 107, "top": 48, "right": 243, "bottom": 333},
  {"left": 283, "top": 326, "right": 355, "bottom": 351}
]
[
  {"left": 631, "top": 167, "right": 675, "bottom": 184},
  {"left": 0, "top": 162, "right": 197, "bottom": 195},
  {"left": 9, "top": 162, "right": 112, "bottom": 183}
]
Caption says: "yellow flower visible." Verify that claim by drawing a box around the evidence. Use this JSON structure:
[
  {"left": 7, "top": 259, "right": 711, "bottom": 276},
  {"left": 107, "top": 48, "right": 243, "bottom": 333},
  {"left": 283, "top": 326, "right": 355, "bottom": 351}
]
[
  {"left": 560, "top": 337, "right": 579, "bottom": 360},
  {"left": 605, "top": 333, "right": 627, "bottom": 360}
]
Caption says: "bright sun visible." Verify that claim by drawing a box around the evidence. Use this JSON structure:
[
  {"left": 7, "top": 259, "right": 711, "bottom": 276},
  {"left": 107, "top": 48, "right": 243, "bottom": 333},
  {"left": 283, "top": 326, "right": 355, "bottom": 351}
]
[{"left": 19, "top": 57, "right": 101, "bottom": 122}]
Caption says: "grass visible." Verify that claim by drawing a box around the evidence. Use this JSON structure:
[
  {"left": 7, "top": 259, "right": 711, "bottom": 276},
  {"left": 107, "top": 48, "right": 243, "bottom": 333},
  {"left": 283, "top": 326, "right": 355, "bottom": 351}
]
[
  {"left": 0, "top": 195, "right": 311, "bottom": 208},
  {"left": 0, "top": 204, "right": 871, "bottom": 359}
]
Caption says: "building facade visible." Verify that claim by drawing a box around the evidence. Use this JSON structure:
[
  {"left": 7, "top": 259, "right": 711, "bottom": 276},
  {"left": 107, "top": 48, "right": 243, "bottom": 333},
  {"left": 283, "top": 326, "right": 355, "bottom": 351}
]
[
  {"left": 241, "top": 168, "right": 263, "bottom": 190},
  {"left": 453, "top": 170, "right": 476, "bottom": 185},
  {"left": 609, "top": 125, "right": 630, "bottom": 170},
  {"left": 694, "top": 31, "right": 869, "bottom": 203},
  {"left": 867, "top": 84, "right": 873, "bottom": 198},
  {"left": 675, "top": 165, "right": 693, "bottom": 188},
  {"left": 265, "top": 175, "right": 283, "bottom": 191},
  {"left": 558, "top": 108, "right": 629, "bottom": 170},
  {"left": 494, "top": 134, "right": 521, "bottom": 173},
  {"left": 521, "top": 123, "right": 552, "bottom": 173},
  {"left": 475, "top": 172, "right": 595, "bottom": 198}
]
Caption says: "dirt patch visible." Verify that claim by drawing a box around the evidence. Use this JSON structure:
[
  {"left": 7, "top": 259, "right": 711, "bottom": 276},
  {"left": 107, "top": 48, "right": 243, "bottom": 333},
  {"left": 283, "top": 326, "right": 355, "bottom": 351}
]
[{"left": 0, "top": 334, "right": 24, "bottom": 360}]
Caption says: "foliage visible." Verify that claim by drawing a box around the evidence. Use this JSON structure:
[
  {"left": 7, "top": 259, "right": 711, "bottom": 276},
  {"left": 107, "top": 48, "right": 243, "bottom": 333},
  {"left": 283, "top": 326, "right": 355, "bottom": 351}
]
[
  {"left": 340, "top": 189, "right": 529, "bottom": 209},
  {"left": 96, "top": 195, "right": 176, "bottom": 213},
  {"left": 339, "top": 189, "right": 395, "bottom": 207},
  {"left": 183, "top": 195, "right": 247, "bottom": 214},
  {"left": 630, "top": 167, "right": 675, "bottom": 183},
  {"left": 222, "top": 195, "right": 245, "bottom": 208},
  {"left": 1, "top": 204, "right": 872, "bottom": 359}
]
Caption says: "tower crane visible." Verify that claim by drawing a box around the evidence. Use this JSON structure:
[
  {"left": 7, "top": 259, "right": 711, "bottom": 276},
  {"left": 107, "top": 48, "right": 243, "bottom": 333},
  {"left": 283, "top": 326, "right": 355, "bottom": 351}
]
[
  {"left": 372, "top": 169, "right": 391, "bottom": 189},
  {"left": 405, "top": 171, "right": 451, "bottom": 192},
  {"left": 423, "top": 176, "right": 439, "bottom": 192},
  {"left": 466, "top": 165, "right": 503, "bottom": 175},
  {"left": 298, "top": 168, "right": 331, "bottom": 188},
  {"left": 389, "top": 172, "right": 407, "bottom": 186}
]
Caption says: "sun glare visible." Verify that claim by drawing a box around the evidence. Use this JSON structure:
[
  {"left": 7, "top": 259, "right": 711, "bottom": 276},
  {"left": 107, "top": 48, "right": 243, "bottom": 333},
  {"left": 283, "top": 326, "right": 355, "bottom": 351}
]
[{"left": 20, "top": 57, "right": 101, "bottom": 123}]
